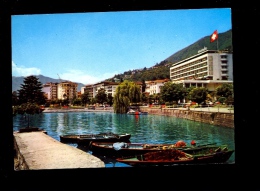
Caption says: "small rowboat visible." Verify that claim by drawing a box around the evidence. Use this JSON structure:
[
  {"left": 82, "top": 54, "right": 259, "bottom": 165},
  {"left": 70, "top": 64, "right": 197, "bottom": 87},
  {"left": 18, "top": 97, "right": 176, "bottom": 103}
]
[
  {"left": 89, "top": 141, "right": 228, "bottom": 158},
  {"left": 127, "top": 109, "right": 148, "bottom": 115},
  {"left": 60, "top": 132, "right": 131, "bottom": 144},
  {"left": 116, "top": 148, "right": 234, "bottom": 167}
]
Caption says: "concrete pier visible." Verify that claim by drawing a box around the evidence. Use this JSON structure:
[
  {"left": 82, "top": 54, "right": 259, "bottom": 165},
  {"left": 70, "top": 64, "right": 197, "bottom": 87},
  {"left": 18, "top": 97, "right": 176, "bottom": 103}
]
[{"left": 13, "top": 131, "right": 105, "bottom": 170}]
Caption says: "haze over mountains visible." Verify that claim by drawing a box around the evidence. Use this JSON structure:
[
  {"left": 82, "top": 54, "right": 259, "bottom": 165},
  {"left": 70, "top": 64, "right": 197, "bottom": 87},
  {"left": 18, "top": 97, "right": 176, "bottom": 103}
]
[{"left": 12, "top": 29, "right": 232, "bottom": 92}]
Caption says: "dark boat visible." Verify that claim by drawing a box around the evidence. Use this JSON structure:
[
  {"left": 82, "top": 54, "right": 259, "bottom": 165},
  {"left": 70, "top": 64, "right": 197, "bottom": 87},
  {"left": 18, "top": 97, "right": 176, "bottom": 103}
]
[
  {"left": 116, "top": 148, "right": 234, "bottom": 167},
  {"left": 60, "top": 132, "right": 131, "bottom": 144},
  {"left": 89, "top": 141, "right": 228, "bottom": 158}
]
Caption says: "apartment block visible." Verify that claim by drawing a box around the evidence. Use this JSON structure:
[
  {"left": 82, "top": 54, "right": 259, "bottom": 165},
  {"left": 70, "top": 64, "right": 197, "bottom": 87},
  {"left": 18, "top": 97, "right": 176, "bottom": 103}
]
[
  {"left": 42, "top": 82, "right": 58, "bottom": 100},
  {"left": 57, "top": 81, "right": 78, "bottom": 100},
  {"left": 92, "top": 81, "right": 119, "bottom": 98}
]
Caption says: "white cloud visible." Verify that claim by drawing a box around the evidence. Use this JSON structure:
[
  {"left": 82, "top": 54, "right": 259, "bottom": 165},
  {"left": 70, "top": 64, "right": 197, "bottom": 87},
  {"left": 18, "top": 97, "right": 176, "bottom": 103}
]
[
  {"left": 60, "top": 69, "right": 117, "bottom": 84},
  {"left": 12, "top": 61, "right": 41, "bottom": 77}
]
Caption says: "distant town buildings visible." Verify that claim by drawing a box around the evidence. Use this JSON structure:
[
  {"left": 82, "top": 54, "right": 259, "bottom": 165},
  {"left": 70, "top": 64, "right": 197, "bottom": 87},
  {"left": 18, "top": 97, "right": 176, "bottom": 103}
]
[
  {"left": 42, "top": 81, "right": 77, "bottom": 101},
  {"left": 42, "top": 47, "right": 233, "bottom": 101}
]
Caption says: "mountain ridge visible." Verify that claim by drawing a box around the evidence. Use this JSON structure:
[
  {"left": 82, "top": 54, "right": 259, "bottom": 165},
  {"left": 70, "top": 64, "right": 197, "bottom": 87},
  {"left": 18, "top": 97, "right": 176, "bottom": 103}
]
[
  {"left": 12, "top": 29, "right": 232, "bottom": 92},
  {"left": 12, "top": 75, "right": 85, "bottom": 92}
]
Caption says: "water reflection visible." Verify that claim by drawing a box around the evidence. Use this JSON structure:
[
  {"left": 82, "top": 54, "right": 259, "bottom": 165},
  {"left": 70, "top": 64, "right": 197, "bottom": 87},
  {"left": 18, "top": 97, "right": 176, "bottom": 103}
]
[{"left": 13, "top": 111, "right": 235, "bottom": 166}]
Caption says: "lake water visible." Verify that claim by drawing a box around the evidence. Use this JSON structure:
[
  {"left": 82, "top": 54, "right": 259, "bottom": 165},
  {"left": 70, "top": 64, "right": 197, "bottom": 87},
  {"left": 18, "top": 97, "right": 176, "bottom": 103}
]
[{"left": 13, "top": 111, "right": 235, "bottom": 167}]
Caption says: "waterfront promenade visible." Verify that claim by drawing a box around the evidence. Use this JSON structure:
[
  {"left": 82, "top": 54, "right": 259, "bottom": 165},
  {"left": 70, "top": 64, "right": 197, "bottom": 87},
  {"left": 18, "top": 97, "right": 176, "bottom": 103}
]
[
  {"left": 178, "top": 106, "right": 234, "bottom": 113},
  {"left": 14, "top": 131, "right": 105, "bottom": 170},
  {"left": 42, "top": 106, "right": 234, "bottom": 113}
]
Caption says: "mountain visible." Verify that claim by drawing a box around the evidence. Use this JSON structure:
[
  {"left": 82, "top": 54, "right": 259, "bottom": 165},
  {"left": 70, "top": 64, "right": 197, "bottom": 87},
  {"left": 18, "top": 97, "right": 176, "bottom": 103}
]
[
  {"left": 12, "top": 75, "right": 85, "bottom": 92},
  {"left": 12, "top": 29, "right": 232, "bottom": 92},
  {"left": 165, "top": 29, "right": 232, "bottom": 64},
  {"left": 106, "top": 29, "right": 232, "bottom": 82}
]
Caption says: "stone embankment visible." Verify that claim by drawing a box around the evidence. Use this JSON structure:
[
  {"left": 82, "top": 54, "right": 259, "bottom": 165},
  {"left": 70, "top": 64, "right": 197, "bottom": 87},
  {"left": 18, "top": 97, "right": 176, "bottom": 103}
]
[{"left": 140, "top": 107, "right": 234, "bottom": 128}]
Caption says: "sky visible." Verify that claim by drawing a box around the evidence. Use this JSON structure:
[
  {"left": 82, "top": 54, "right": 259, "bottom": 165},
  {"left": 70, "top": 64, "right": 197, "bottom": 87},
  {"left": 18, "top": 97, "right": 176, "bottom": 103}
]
[{"left": 11, "top": 8, "right": 232, "bottom": 85}]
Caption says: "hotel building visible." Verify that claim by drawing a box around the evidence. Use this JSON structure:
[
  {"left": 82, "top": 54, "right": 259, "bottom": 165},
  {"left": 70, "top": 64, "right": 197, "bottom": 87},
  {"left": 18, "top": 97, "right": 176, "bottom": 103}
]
[{"left": 170, "top": 47, "right": 233, "bottom": 92}]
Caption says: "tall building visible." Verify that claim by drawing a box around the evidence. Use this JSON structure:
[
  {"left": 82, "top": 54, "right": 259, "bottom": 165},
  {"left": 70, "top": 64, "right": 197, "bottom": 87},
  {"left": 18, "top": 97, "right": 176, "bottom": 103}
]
[
  {"left": 170, "top": 47, "right": 233, "bottom": 92},
  {"left": 57, "top": 81, "right": 78, "bottom": 100},
  {"left": 81, "top": 84, "right": 94, "bottom": 100},
  {"left": 42, "top": 82, "right": 58, "bottom": 100}
]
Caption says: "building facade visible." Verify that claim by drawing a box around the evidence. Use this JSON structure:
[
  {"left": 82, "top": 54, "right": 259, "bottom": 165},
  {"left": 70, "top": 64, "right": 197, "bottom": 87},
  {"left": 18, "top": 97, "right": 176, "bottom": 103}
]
[
  {"left": 170, "top": 47, "right": 233, "bottom": 92},
  {"left": 92, "top": 81, "right": 119, "bottom": 98},
  {"left": 57, "top": 81, "right": 78, "bottom": 100},
  {"left": 145, "top": 79, "right": 170, "bottom": 95},
  {"left": 42, "top": 82, "right": 58, "bottom": 100}
]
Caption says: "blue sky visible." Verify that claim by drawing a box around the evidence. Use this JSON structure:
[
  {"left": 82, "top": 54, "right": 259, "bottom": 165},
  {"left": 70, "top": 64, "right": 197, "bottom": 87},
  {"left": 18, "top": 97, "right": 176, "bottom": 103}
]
[{"left": 11, "top": 8, "right": 232, "bottom": 85}]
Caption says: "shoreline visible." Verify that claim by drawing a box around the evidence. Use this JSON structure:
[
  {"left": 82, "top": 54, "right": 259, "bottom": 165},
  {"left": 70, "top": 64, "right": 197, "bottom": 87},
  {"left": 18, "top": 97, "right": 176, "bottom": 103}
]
[{"left": 42, "top": 108, "right": 114, "bottom": 113}]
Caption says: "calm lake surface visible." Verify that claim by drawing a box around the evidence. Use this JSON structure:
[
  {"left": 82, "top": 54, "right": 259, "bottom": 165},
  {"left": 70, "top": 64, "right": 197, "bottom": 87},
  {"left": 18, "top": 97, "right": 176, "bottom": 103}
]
[{"left": 13, "top": 111, "right": 235, "bottom": 167}]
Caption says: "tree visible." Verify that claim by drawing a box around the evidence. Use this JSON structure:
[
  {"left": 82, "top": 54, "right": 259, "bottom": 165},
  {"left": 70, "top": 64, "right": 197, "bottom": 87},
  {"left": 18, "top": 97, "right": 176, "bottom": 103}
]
[
  {"left": 13, "top": 75, "right": 47, "bottom": 128},
  {"left": 95, "top": 88, "right": 108, "bottom": 105},
  {"left": 160, "top": 82, "right": 187, "bottom": 104},
  {"left": 113, "top": 80, "right": 141, "bottom": 113},
  {"left": 216, "top": 83, "right": 233, "bottom": 104},
  {"left": 17, "top": 75, "right": 47, "bottom": 105},
  {"left": 107, "top": 94, "right": 113, "bottom": 106},
  {"left": 12, "top": 91, "right": 19, "bottom": 106},
  {"left": 81, "top": 91, "right": 90, "bottom": 106},
  {"left": 189, "top": 87, "right": 208, "bottom": 104},
  {"left": 141, "top": 92, "right": 148, "bottom": 104}
]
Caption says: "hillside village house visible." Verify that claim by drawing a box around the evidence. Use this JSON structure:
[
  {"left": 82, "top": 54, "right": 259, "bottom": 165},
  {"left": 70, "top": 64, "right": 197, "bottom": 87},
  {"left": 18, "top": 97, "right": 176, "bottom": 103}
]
[{"left": 43, "top": 48, "right": 233, "bottom": 102}]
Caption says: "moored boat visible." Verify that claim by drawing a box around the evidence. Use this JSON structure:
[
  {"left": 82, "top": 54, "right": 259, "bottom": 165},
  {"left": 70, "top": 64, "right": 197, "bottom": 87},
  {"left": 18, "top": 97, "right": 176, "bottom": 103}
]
[
  {"left": 60, "top": 132, "right": 131, "bottom": 144},
  {"left": 77, "top": 133, "right": 131, "bottom": 145},
  {"left": 89, "top": 140, "right": 228, "bottom": 158},
  {"left": 127, "top": 109, "right": 148, "bottom": 115},
  {"left": 116, "top": 147, "right": 234, "bottom": 167}
]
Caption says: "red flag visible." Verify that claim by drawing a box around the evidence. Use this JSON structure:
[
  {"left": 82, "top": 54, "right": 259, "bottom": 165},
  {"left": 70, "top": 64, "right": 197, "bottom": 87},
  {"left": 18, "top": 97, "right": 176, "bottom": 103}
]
[{"left": 210, "top": 30, "right": 218, "bottom": 43}]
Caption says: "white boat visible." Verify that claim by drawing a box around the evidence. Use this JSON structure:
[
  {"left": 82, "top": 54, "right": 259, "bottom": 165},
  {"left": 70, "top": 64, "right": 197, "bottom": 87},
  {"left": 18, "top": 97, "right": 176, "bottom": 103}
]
[{"left": 127, "top": 109, "right": 148, "bottom": 115}]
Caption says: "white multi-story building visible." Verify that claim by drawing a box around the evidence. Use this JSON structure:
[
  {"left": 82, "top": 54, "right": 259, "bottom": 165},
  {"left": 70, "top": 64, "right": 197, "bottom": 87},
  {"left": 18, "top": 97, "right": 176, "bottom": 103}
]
[
  {"left": 92, "top": 81, "right": 119, "bottom": 98},
  {"left": 170, "top": 47, "right": 233, "bottom": 92},
  {"left": 145, "top": 79, "right": 170, "bottom": 95}
]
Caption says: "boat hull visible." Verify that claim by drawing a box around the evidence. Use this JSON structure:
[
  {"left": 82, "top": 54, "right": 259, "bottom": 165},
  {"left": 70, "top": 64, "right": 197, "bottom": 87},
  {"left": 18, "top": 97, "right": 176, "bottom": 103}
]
[
  {"left": 116, "top": 149, "right": 234, "bottom": 166},
  {"left": 60, "top": 133, "right": 131, "bottom": 144},
  {"left": 77, "top": 134, "right": 131, "bottom": 145},
  {"left": 89, "top": 142, "right": 228, "bottom": 158}
]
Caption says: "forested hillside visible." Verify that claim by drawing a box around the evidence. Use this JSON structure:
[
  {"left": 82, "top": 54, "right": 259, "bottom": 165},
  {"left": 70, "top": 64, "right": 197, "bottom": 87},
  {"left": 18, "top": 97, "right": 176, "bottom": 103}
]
[
  {"left": 12, "top": 29, "right": 232, "bottom": 91},
  {"left": 107, "top": 29, "right": 232, "bottom": 82}
]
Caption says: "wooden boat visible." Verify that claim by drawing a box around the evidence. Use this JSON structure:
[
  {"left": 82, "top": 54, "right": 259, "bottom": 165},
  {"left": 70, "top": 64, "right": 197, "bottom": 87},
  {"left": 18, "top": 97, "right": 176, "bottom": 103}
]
[
  {"left": 116, "top": 148, "right": 234, "bottom": 167},
  {"left": 89, "top": 141, "right": 228, "bottom": 158},
  {"left": 127, "top": 109, "right": 148, "bottom": 115},
  {"left": 60, "top": 132, "right": 131, "bottom": 144}
]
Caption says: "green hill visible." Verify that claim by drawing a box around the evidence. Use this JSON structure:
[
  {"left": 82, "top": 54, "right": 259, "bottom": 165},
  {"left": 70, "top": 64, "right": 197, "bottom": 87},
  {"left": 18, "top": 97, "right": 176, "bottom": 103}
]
[
  {"left": 12, "top": 29, "right": 232, "bottom": 91},
  {"left": 107, "top": 29, "right": 232, "bottom": 82}
]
